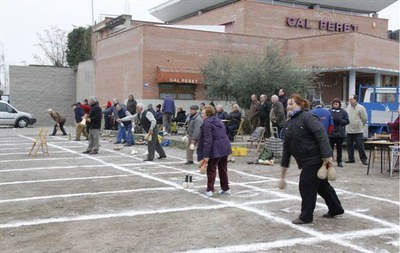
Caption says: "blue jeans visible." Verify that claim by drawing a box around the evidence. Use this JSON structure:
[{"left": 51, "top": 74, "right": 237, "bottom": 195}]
[
  {"left": 125, "top": 124, "right": 135, "bottom": 145},
  {"left": 116, "top": 124, "right": 127, "bottom": 143}
]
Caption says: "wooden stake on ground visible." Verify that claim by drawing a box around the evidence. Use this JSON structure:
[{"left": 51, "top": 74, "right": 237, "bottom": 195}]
[{"left": 28, "top": 129, "right": 49, "bottom": 156}]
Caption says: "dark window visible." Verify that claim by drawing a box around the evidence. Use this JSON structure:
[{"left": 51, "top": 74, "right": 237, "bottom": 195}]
[
  {"left": 0, "top": 103, "right": 6, "bottom": 112},
  {"left": 159, "top": 84, "right": 195, "bottom": 100}
]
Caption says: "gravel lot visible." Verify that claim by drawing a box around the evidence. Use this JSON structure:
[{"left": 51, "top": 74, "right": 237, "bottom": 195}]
[{"left": 0, "top": 126, "right": 399, "bottom": 253}]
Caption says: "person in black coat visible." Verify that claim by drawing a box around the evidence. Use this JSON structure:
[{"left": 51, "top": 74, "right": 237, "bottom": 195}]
[
  {"left": 83, "top": 97, "right": 102, "bottom": 154},
  {"left": 279, "top": 94, "right": 344, "bottom": 225},
  {"left": 259, "top": 94, "right": 271, "bottom": 138},
  {"left": 226, "top": 104, "right": 242, "bottom": 141},
  {"left": 329, "top": 98, "right": 349, "bottom": 167}
]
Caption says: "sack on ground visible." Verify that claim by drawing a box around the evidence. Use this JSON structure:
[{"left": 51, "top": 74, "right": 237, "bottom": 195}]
[{"left": 258, "top": 147, "right": 274, "bottom": 161}]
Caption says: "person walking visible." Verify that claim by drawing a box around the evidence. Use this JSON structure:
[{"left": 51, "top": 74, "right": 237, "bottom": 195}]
[
  {"left": 185, "top": 105, "right": 203, "bottom": 165},
  {"left": 83, "top": 97, "right": 102, "bottom": 154},
  {"left": 197, "top": 105, "right": 232, "bottom": 197},
  {"left": 279, "top": 94, "right": 344, "bottom": 224},
  {"left": 248, "top": 93, "right": 260, "bottom": 133},
  {"left": 72, "top": 103, "right": 89, "bottom": 141},
  {"left": 329, "top": 98, "right": 349, "bottom": 167},
  {"left": 270, "top": 95, "right": 286, "bottom": 138},
  {"left": 47, "top": 108, "right": 67, "bottom": 136},
  {"left": 118, "top": 103, "right": 166, "bottom": 161},
  {"left": 162, "top": 95, "right": 175, "bottom": 135},
  {"left": 345, "top": 95, "right": 368, "bottom": 165}
]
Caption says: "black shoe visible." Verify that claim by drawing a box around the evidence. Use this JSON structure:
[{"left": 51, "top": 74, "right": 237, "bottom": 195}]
[
  {"left": 185, "top": 161, "right": 194, "bottom": 165},
  {"left": 345, "top": 160, "right": 355, "bottom": 163},
  {"left": 322, "top": 210, "right": 344, "bottom": 218},
  {"left": 63, "top": 134, "right": 68, "bottom": 136},
  {"left": 82, "top": 150, "right": 90, "bottom": 154},
  {"left": 291, "top": 217, "right": 312, "bottom": 225},
  {"left": 143, "top": 158, "right": 153, "bottom": 161},
  {"left": 158, "top": 156, "right": 167, "bottom": 159},
  {"left": 338, "top": 162, "right": 343, "bottom": 167},
  {"left": 49, "top": 134, "right": 55, "bottom": 136},
  {"left": 361, "top": 160, "right": 369, "bottom": 166}
]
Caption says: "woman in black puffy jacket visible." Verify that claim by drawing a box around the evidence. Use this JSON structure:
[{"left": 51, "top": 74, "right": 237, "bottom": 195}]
[{"left": 329, "top": 98, "right": 349, "bottom": 167}]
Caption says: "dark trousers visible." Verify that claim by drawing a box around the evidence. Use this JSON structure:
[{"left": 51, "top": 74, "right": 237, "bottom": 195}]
[
  {"left": 147, "top": 128, "right": 166, "bottom": 160},
  {"left": 299, "top": 162, "right": 344, "bottom": 222},
  {"left": 207, "top": 156, "right": 229, "bottom": 192},
  {"left": 226, "top": 124, "right": 238, "bottom": 141},
  {"left": 260, "top": 118, "right": 271, "bottom": 138},
  {"left": 346, "top": 133, "right": 367, "bottom": 162},
  {"left": 52, "top": 122, "right": 67, "bottom": 135},
  {"left": 329, "top": 137, "right": 344, "bottom": 163},
  {"left": 272, "top": 122, "right": 282, "bottom": 138}
]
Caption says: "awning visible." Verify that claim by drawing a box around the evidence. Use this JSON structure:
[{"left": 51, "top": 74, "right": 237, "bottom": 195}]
[{"left": 156, "top": 66, "right": 204, "bottom": 84}]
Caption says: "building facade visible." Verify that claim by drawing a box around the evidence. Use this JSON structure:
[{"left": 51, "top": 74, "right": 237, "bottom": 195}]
[{"left": 90, "top": 0, "right": 399, "bottom": 106}]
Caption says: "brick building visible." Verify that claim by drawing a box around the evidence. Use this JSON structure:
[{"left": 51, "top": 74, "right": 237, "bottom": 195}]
[{"left": 90, "top": 0, "right": 399, "bottom": 106}]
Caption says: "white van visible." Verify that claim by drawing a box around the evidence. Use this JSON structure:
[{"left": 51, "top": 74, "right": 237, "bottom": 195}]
[
  {"left": 0, "top": 100, "right": 36, "bottom": 128},
  {"left": 363, "top": 87, "right": 399, "bottom": 103}
]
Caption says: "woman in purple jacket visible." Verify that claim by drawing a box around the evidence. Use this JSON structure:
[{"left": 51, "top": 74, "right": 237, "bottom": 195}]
[{"left": 197, "top": 105, "right": 232, "bottom": 197}]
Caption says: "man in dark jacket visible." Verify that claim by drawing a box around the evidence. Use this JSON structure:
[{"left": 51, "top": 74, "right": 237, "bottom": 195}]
[
  {"left": 126, "top": 95, "right": 137, "bottom": 115},
  {"left": 226, "top": 104, "right": 242, "bottom": 141},
  {"left": 270, "top": 95, "right": 286, "bottom": 138},
  {"left": 259, "top": 94, "right": 271, "bottom": 138},
  {"left": 83, "top": 97, "right": 102, "bottom": 154},
  {"left": 278, "top": 88, "right": 288, "bottom": 116},
  {"left": 162, "top": 95, "right": 175, "bottom": 135}
]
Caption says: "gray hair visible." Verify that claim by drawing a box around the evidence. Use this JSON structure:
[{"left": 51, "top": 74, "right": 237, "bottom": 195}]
[
  {"left": 89, "top": 96, "right": 98, "bottom": 103},
  {"left": 271, "top": 95, "right": 278, "bottom": 102},
  {"left": 136, "top": 103, "right": 145, "bottom": 110},
  {"left": 232, "top": 104, "right": 240, "bottom": 110}
]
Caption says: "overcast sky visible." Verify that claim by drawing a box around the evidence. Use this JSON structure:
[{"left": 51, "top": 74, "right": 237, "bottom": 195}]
[{"left": 0, "top": 0, "right": 399, "bottom": 66}]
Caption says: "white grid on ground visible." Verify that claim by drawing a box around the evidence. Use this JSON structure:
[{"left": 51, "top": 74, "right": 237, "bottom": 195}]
[{"left": 0, "top": 133, "right": 399, "bottom": 253}]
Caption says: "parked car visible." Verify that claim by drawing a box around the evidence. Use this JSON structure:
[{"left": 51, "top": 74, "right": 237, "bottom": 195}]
[{"left": 0, "top": 100, "right": 36, "bottom": 128}]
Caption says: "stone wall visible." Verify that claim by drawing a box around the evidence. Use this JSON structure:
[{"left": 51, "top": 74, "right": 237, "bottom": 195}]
[
  {"left": 9, "top": 65, "right": 76, "bottom": 127},
  {"left": 76, "top": 60, "right": 95, "bottom": 103}
]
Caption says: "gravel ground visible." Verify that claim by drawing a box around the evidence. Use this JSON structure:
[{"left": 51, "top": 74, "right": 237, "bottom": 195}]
[{"left": 0, "top": 126, "right": 399, "bottom": 253}]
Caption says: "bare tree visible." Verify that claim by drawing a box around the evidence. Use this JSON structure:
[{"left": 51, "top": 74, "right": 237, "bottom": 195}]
[{"left": 33, "top": 26, "right": 68, "bottom": 66}]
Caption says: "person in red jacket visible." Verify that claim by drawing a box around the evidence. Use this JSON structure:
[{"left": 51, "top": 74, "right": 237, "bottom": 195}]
[{"left": 387, "top": 108, "right": 399, "bottom": 142}]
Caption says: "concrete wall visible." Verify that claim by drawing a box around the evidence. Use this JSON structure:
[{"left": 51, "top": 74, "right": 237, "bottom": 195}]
[
  {"left": 76, "top": 60, "right": 95, "bottom": 103},
  {"left": 9, "top": 65, "right": 76, "bottom": 127}
]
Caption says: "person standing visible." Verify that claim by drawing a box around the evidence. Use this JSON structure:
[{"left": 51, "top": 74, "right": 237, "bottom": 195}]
[
  {"left": 310, "top": 100, "right": 334, "bottom": 134},
  {"left": 126, "top": 95, "right": 137, "bottom": 115},
  {"left": 197, "top": 105, "right": 232, "bottom": 197},
  {"left": 83, "top": 97, "right": 102, "bottom": 154},
  {"left": 259, "top": 94, "right": 271, "bottom": 138},
  {"left": 345, "top": 95, "right": 368, "bottom": 165},
  {"left": 270, "top": 95, "right": 286, "bottom": 138},
  {"left": 162, "top": 95, "right": 175, "bottom": 135},
  {"left": 329, "top": 98, "right": 349, "bottom": 167},
  {"left": 118, "top": 103, "right": 166, "bottom": 161},
  {"left": 278, "top": 88, "right": 288, "bottom": 116},
  {"left": 185, "top": 105, "right": 203, "bottom": 165},
  {"left": 72, "top": 103, "right": 89, "bottom": 141},
  {"left": 47, "top": 108, "right": 67, "bottom": 136},
  {"left": 248, "top": 93, "right": 260, "bottom": 133},
  {"left": 280, "top": 94, "right": 344, "bottom": 224}
]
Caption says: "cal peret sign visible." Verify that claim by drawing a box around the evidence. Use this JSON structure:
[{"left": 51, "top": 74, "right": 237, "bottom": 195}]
[{"left": 286, "top": 17, "right": 358, "bottom": 32}]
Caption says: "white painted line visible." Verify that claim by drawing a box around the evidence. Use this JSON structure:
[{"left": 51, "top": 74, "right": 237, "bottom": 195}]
[
  {"left": 0, "top": 150, "right": 67, "bottom": 156},
  {"left": 151, "top": 171, "right": 185, "bottom": 175},
  {"left": 0, "top": 187, "right": 176, "bottom": 203},
  {"left": 0, "top": 156, "right": 110, "bottom": 163},
  {"left": 0, "top": 204, "right": 227, "bottom": 229},
  {"left": 0, "top": 174, "right": 130, "bottom": 186},
  {"left": 0, "top": 164, "right": 110, "bottom": 173},
  {"left": 175, "top": 228, "right": 396, "bottom": 253}
]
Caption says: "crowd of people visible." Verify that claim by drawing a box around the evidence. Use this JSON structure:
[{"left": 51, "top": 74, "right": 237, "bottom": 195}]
[{"left": 45, "top": 90, "right": 399, "bottom": 225}]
